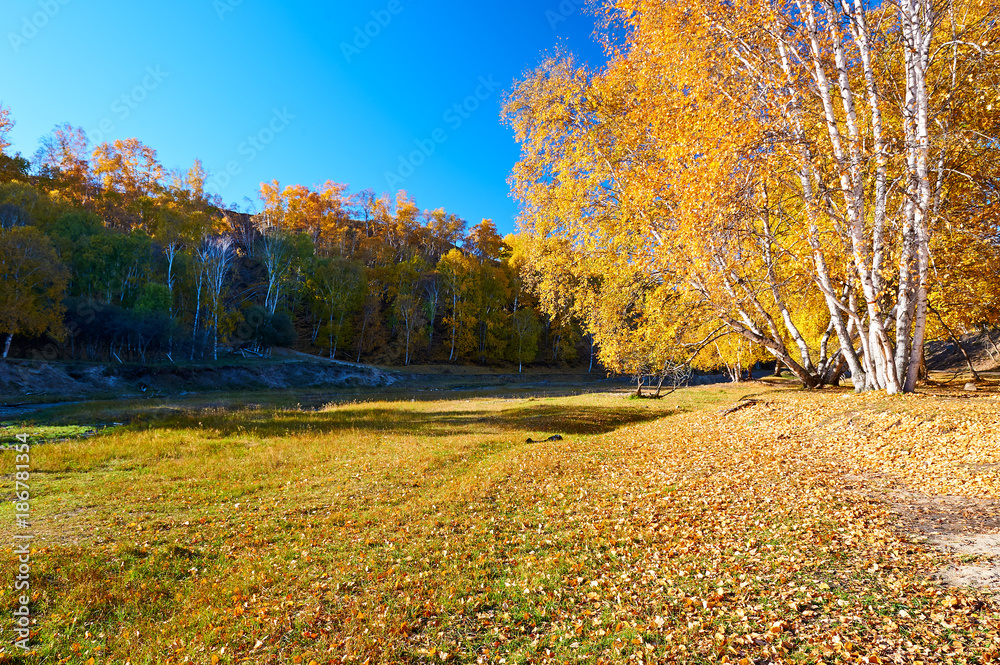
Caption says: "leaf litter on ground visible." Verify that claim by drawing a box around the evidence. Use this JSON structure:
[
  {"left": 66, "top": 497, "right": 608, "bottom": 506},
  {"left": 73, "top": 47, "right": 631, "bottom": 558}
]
[{"left": 0, "top": 387, "right": 998, "bottom": 663}]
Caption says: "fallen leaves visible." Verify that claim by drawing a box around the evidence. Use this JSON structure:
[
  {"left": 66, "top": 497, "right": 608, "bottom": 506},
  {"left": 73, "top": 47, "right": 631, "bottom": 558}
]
[{"left": 2, "top": 389, "right": 999, "bottom": 663}]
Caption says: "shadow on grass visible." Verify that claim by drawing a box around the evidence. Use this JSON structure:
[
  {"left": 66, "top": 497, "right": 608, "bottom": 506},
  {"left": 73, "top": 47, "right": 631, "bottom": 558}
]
[{"left": 107, "top": 402, "right": 678, "bottom": 440}]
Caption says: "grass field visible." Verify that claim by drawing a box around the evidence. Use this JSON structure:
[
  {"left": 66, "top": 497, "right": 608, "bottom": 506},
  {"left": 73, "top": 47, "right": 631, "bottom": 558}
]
[{"left": 1, "top": 384, "right": 999, "bottom": 664}]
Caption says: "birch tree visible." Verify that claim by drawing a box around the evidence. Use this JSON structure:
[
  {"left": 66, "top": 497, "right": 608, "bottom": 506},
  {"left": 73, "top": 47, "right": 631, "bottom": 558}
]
[
  {"left": 198, "top": 236, "right": 234, "bottom": 361},
  {"left": 256, "top": 223, "right": 294, "bottom": 316},
  {"left": 505, "top": 0, "right": 1000, "bottom": 392},
  {"left": 312, "top": 257, "right": 365, "bottom": 359}
]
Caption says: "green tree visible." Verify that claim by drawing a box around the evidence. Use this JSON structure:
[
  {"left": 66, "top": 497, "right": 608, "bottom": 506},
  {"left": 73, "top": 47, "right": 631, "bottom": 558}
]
[
  {"left": 510, "top": 307, "right": 540, "bottom": 372},
  {"left": 390, "top": 257, "right": 427, "bottom": 365},
  {"left": 0, "top": 227, "right": 69, "bottom": 357},
  {"left": 310, "top": 257, "right": 366, "bottom": 359},
  {"left": 134, "top": 283, "right": 172, "bottom": 314}
]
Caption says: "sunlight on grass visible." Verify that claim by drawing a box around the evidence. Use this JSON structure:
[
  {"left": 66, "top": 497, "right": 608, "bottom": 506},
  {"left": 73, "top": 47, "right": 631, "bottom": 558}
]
[{"left": 1, "top": 385, "right": 997, "bottom": 664}]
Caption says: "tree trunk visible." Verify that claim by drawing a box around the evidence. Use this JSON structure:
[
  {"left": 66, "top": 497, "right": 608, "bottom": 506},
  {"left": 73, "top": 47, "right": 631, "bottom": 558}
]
[
  {"left": 334, "top": 310, "right": 347, "bottom": 359},
  {"left": 330, "top": 311, "right": 339, "bottom": 360},
  {"left": 356, "top": 314, "right": 367, "bottom": 363},
  {"left": 166, "top": 242, "right": 177, "bottom": 357},
  {"left": 192, "top": 271, "right": 203, "bottom": 361},
  {"left": 404, "top": 323, "right": 411, "bottom": 366},
  {"left": 212, "top": 313, "right": 219, "bottom": 361},
  {"left": 449, "top": 293, "right": 458, "bottom": 362},
  {"left": 2, "top": 333, "right": 12, "bottom": 359},
  {"left": 654, "top": 373, "right": 667, "bottom": 398},
  {"left": 718, "top": 314, "right": 821, "bottom": 388}
]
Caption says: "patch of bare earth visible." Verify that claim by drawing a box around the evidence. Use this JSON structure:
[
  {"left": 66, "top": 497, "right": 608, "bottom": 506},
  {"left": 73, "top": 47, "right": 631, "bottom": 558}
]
[{"left": 887, "top": 491, "right": 1000, "bottom": 596}]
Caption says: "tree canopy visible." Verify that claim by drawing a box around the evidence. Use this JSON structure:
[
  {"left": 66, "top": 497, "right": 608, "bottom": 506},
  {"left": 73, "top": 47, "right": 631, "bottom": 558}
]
[{"left": 504, "top": 0, "right": 1000, "bottom": 392}]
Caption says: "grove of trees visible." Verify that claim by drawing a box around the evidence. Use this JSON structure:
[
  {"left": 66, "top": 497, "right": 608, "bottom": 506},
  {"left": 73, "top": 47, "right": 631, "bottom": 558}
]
[
  {"left": 504, "top": 0, "right": 1000, "bottom": 392},
  {"left": 0, "top": 108, "right": 583, "bottom": 369}
]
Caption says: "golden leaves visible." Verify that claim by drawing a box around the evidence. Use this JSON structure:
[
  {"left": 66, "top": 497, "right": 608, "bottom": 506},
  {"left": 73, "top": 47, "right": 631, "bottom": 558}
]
[
  {"left": 91, "top": 138, "right": 163, "bottom": 200},
  {"left": 508, "top": 0, "right": 1000, "bottom": 396}
]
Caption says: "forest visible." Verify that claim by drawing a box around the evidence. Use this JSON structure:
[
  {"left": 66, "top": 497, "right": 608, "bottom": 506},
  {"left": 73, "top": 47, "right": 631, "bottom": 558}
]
[{"left": 0, "top": 114, "right": 588, "bottom": 370}]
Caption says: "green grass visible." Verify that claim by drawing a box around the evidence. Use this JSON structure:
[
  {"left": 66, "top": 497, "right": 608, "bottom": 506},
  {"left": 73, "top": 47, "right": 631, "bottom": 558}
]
[
  {"left": 0, "top": 424, "right": 108, "bottom": 446},
  {"left": 0, "top": 384, "right": 997, "bottom": 664}
]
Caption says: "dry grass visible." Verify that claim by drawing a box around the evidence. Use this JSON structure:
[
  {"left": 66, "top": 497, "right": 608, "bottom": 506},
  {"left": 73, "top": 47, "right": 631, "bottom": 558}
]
[{"left": 0, "top": 384, "right": 998, "bottom": 664}]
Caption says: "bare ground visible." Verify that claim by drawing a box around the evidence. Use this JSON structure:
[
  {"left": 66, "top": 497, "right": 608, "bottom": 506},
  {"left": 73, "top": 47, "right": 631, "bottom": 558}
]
[{"left": 884, "top": 491, "right": 1000, "bottom": 596}]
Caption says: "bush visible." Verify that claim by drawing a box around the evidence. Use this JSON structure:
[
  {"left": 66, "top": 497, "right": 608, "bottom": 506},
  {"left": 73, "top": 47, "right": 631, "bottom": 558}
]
[{"left": 236, "top": 305, "right": 297, "bottom": 352}]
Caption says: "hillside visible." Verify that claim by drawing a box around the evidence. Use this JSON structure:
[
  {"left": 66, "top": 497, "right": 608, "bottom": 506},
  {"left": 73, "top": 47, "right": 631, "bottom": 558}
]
[{"left": 926, "top": 330, "right": 1000, "bottom": 375}]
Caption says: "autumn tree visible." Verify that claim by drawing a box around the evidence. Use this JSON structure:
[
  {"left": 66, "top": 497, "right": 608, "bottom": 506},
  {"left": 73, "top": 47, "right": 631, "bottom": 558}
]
[
  {"left": 35, "top": 124, "right": 92, "bottom": 205},
  {"left": 470, "top": 260, "right": 511, "bottom": 364},
  {"left": 420, "top": 269, "right": 443, "bottom": 348},
  {"left": 92, "top": 138, "right": 163, "bottom": 230},
  {"left": 197, "top": 236, "right": 235, "bottom": 360},
  {"left": 438, "top": 248, "right": 473, "bottom": 361},
  {"left": 511, "top": 307, "right": 540, "bottom": 372},
  {"left": 391, "top": 257, "right": 428, "bottom": 365},
  {"left": 262, "top": 180, "right": 355, "bottom": 254},
  {"left": 423, "top": 208, "right": 466, "bottom": 263},
  {"left": 506, "top": 0, "right": 1000, "bottom": 392},
  {"left": 466, "top": 219, "right": 504, "bottom": 263},
  {"left": 0, "top": 104, "right": 12, "bottom": 155},
  {"left": 255, "top": 223, "right": 295, "bottom": 316}
]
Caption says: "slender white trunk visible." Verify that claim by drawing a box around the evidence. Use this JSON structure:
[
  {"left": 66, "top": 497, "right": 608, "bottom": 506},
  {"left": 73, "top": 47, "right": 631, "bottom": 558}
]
[
  {"left": 449, "top": 292, "right": 459, "bottom": 361},
  {"left": 902, "top": 0, "right": 935, "bottom": 392},
  {"left": 191, "top": 268, "right": 203, "bottom": 361},
  {"left": 773, "top": 34, "right": 868, "bottom": 390},
  {"left": 164, "top": 242, "right": 178, "bottom": 356},
  {"left": 802, "top": 1, "right": 898, "bottom": 392}
]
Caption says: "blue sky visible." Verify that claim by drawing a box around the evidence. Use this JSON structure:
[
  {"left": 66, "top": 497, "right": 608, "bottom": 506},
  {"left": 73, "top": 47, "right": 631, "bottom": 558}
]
[{"left": 0, "top": 0, "right": 607, "bottom": 234}]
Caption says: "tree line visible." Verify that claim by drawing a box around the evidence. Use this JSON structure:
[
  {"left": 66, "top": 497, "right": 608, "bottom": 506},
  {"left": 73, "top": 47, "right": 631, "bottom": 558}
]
[{"left": 0, "top": 111, "right": 586, "bottom": 369}]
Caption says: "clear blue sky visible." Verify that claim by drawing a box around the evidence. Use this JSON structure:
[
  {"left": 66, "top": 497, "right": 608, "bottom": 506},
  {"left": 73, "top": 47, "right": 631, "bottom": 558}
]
[{"left": 0, "top": 0, "right": 606, "bottom": 234}]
